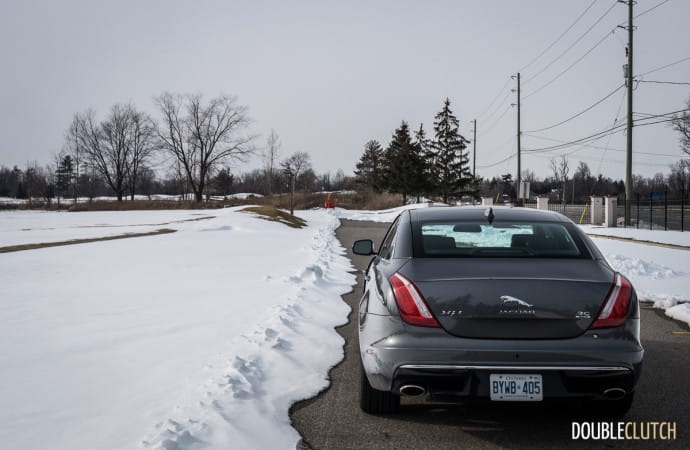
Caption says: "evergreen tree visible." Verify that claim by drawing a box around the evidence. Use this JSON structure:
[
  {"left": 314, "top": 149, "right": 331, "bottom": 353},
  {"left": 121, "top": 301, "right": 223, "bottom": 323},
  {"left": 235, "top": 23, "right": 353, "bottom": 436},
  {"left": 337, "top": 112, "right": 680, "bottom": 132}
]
[
  {"left": 55, "top": 155, "right": 74, "bottom": 199},
  {"left": 383, "top": 121, "right": 420, "bottom": 205},
  {"left": 412, "top": 123, "right": 432, "bottom": 202},
  {"left": 354, "top": 140, "right": 385, "bottom": 192},
  {"left": 212, "top": 167, "right": 234, "bottom": 198},
  {"left": 428, "top": 98, "right": 472, "bottom": 203}
]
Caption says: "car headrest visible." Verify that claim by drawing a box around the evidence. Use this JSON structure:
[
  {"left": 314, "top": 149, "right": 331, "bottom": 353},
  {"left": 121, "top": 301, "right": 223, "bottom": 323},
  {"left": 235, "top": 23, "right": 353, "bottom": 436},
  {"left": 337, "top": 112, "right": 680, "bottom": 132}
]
[
  {"left": 423, "top": 235, "right": 457, "bottom": 251},
  {"left": 511, "top": 234, "right": 532, "bottom": 248}
]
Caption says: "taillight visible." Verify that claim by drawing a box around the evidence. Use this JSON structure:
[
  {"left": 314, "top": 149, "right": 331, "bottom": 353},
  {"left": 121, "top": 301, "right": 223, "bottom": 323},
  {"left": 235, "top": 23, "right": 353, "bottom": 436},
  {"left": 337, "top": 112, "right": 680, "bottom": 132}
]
[
  {"left": 389, "top": 273, "right": 439, "bottom": 327},
  {"left": 591, "top": 273, "right": 633, "bottom": 329}
]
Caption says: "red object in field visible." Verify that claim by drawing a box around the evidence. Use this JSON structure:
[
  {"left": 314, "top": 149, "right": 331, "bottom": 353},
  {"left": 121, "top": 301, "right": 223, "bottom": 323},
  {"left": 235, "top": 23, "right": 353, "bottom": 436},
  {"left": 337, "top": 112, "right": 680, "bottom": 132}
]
[{"left": 324, "top": 193, "right": 337, "bottom": 208}]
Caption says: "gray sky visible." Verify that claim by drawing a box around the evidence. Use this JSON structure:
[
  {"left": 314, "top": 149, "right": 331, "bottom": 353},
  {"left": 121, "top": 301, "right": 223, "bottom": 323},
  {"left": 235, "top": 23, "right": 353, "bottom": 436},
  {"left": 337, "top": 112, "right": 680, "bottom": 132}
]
[{"left": 1, "top": 0, "right": 689, "bottom": 180}]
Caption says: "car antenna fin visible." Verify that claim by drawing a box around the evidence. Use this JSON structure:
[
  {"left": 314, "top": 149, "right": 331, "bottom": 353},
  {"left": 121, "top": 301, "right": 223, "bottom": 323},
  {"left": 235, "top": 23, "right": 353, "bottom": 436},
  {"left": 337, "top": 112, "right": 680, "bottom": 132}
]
[{"left": 485, "top": 207, "right": 495, "bottom": 224}]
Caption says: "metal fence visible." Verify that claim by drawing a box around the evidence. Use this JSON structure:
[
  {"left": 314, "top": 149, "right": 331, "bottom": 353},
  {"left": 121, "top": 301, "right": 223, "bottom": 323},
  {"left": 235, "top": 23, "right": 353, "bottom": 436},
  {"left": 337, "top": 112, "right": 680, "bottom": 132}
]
[
  {"left": 523, "top": 197, "right": 688, "bottom": 231},
  {"left": 618, "top": 199, "right": 688, "bottom": 231},
  {"left": 522, "top": 201, "right": 590, "bottom": 224}
]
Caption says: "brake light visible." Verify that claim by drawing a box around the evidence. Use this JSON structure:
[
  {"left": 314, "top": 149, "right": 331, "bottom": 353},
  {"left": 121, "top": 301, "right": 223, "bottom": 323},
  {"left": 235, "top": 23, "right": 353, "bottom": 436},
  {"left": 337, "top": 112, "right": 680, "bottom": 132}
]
[
  {"left": 590, "top": 273, "right": 632, "bottom": 329},
  {"left": 390, "top": 273, "right": 439, "bottom": 327}
]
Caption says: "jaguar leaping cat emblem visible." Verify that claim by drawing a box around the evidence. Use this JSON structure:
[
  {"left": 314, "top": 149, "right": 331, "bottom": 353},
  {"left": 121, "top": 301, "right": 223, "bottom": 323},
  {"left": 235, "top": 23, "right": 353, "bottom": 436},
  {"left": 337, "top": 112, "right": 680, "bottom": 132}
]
[{"left": 500, "top": 295, "right": 533, "bottom": 308}]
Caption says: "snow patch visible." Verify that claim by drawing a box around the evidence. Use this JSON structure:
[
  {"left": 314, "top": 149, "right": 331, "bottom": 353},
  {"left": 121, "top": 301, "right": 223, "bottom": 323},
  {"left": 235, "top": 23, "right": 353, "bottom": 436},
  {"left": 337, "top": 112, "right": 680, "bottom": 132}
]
[
  {"left": 605, "top": 254, "right": 684, "bottom": 279},
  {"left": 665, "top": 303, "right": 690, "bottom": 327},
  {"left": 591, "top": 236, "right": 690, "bottom": 327}
]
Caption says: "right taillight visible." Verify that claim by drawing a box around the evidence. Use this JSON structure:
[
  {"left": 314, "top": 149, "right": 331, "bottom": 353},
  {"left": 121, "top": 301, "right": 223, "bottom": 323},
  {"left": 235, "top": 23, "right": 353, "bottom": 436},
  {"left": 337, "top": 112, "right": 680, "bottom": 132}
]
[
  {"left": 590, "top": 273, "right": 633, "bottom": 329},
  {"left": 389, "top": 272, "right": 440, "bottom": 328}
]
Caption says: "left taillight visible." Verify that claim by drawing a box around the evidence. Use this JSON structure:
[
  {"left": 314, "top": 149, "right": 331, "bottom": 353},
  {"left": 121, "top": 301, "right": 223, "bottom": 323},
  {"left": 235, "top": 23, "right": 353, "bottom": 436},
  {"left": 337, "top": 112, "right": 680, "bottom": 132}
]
[
  {"left": 590, "top": 273, "right": 633, "bottom": 329},
  {"left": 389, "top": 272, "right": 440, "bottom": 328}
]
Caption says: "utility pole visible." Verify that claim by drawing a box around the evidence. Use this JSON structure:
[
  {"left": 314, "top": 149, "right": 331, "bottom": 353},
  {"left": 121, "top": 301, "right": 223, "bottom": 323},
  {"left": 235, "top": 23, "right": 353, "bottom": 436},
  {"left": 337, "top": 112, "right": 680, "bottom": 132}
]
[
  {"left": 472, "top": 119, "right": 477, "bottom": 177},
  {"left": 516, "top": 72, "right": 522, "bottom": 204},
  {"left": 624, "top": 0, "right": 634, "bottom": 226}
]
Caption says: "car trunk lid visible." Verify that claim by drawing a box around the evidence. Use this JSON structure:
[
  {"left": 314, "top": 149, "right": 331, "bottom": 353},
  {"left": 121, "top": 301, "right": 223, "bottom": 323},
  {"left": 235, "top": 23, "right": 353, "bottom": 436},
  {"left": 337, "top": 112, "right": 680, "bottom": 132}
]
[{"left": 399, "top": 258, "right": 613, "bottom": 339}]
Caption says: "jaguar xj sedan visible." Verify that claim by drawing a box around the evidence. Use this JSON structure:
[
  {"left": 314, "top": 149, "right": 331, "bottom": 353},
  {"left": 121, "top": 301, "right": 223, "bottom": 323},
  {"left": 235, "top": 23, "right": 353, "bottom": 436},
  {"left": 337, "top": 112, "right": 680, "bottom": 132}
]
[{"left": 353, "top": 206, "right": 643, "bottom": 416}]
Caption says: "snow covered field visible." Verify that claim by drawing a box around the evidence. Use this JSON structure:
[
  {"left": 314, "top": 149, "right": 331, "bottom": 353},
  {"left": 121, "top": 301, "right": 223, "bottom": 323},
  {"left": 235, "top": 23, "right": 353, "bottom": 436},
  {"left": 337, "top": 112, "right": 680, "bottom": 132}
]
[
  {"left": 0, "top": 210, "right": 216, "bottom": 247},
  {"left": 0, "top": 208, "right": 355, "bottom": 449},
  {"left": 337, "top": 204, "right": 690, "bottom": 327}
]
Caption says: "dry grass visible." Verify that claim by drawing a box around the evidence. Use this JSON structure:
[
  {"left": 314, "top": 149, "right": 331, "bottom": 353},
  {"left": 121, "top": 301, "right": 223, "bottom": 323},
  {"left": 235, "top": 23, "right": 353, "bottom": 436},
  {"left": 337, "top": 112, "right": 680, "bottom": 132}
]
[
  {"left": 66, "top": 200, "right": 239, "bottom": 211},
  {"left": 0, "top": 191, "right": 406, "bottom": 212},
  {"left": 240, "top": 206, "right": 307, "bottom": 229},
  {"left": 0, "top": 228, "right": 177, "bottom": 253}
]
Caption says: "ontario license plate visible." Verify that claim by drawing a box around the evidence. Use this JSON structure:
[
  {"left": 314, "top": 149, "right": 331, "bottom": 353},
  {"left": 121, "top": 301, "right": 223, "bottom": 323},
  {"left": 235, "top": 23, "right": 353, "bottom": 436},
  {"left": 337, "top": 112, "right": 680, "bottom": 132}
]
[{"left": 490, "top": 374, "right": 543, "bottom": 401}]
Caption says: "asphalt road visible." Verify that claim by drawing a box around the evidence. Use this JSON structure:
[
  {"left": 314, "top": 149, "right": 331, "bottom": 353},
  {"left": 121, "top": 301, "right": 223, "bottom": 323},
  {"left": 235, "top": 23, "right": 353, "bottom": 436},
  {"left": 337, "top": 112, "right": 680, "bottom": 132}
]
[{"left": 290, "top": 220, "right": 690, "bottom": 449}]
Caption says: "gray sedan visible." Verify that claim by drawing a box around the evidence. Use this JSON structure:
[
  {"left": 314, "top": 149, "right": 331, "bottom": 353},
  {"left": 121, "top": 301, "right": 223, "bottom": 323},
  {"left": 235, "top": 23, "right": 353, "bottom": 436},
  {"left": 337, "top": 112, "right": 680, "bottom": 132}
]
[{"left": 353, "top": 206, "right": 643, "bottom": 416}]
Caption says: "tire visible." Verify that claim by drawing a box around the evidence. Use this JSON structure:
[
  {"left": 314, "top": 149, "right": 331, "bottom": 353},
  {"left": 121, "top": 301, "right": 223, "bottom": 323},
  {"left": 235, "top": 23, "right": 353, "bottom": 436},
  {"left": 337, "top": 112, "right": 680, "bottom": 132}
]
[
  {"left": 359, "top": 363, "right": 400, "bottom": 414},
  {"left": 591, "top": 392, "right": 634, "bottom": 417}
]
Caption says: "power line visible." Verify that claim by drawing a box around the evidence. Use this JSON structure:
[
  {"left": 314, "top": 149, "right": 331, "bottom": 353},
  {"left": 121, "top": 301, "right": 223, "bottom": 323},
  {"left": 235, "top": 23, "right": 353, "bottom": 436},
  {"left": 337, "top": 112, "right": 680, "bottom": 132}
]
[
  {"left": 634, "top": 0, "right": 673, "bottom": 19},
  {"left": 630, "top": 107, "right": 689, "bottom": 120},
  {"left": 524, "top": 29, "right": 615, "bottom": 100},
  {"left": 524, "top": 134, "right": 682, "bottom": 157},
  {"left": 523, "top": 113, "right": 683, "bottom": 154},
  {"left": 518, "top": 0, "right": 599, "bottom": 73},
  {"left": 477, "top": 104, "right": 512, "bottom": 137},
  {"left": 476, "top": 77, "right": 512, "bottom": 118},
  {"left": 527, "top": 151, "right": 679, "bottom": 168},
  {"left": 638, "top": 80, "right": 690, "bottom": 86},
  {"left": 524, "top": 134, "right": 624, "bottom": 152},
  {"left": 594, "top": 88, "right": 627, "bottom": 177},
  {"left": 526, "top": 127, "right": 626, "bottom": 153},
  {"left": 479, "top": 90, "right": 513, "bottom": 125},
  {"left": 634, "top": 110, "right": 685, "bottom": 119},
  {"left": 476, "top": 152, "right": 515, "bottom": 170},
  {"left": 636, "top": 56, "right": 690, "bottom": 77},
  {"left": 523, "top": 1, "right": 618, "bottom": 85},
  {"left": 524, "top": 84, "right": 624, "bottom": 133}
]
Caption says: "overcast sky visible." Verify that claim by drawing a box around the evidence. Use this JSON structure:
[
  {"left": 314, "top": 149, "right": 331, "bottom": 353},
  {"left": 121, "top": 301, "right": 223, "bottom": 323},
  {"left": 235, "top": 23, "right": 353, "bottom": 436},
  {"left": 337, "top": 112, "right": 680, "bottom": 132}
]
[{"left": 1, "top": 0, "right": 689, "bottom": 180}]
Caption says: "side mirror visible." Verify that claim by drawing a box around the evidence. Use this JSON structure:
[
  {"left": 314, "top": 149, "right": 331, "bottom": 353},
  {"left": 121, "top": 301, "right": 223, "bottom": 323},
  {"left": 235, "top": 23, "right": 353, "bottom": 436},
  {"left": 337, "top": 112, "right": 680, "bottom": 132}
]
[{"left": 352, "top": 239, "right": 375, "bottom": 255}]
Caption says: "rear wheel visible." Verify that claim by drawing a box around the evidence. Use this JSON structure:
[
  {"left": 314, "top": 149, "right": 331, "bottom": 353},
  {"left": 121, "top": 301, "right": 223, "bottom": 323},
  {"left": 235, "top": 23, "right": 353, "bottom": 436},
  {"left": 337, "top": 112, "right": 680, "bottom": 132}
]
[
  {"left": 591, "top": 392, "right": 634, "bottom": 417},
  {"left": 360, "top": 363, "right": 400, "bottom": 414}
]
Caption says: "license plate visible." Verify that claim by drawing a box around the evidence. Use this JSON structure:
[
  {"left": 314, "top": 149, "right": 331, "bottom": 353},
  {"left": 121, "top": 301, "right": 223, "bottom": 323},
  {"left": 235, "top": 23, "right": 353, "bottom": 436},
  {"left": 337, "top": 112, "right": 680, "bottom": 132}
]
[{"left": 490, "top": 374, "right": 543, "bottom": 401}]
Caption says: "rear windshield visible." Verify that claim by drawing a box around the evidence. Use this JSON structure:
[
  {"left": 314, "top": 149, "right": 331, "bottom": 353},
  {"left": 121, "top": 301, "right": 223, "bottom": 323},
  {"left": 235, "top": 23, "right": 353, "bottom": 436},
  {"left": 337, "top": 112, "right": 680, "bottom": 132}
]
[{"left": 414, "top": 221, "right": 589, "bottom": 258}]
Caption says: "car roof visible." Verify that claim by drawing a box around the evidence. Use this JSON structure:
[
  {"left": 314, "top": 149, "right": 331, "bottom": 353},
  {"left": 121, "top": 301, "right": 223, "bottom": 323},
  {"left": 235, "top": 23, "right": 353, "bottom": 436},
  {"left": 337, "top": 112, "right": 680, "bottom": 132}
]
[{"left": 407, "top": 205, "right": 570, "bottom": 223}]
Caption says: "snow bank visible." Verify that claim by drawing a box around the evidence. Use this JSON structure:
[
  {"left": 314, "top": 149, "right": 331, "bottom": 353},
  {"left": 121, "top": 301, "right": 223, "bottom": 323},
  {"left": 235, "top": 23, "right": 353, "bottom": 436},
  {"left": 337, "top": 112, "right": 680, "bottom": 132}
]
[
  {"left": 0, "top": 208, "right": 356, "bottom": 449},
  {"left": 226, "top": 193, "right": 263, "bottom": 200},
  {"left": 591, "top": 237, "right": 690, "bottom": 327},
  {"left": 665, "top": 303, "right": 690, "bottom": 326},
  {"left": 581, "top": 225, "right": 690, "bottom": 247}
]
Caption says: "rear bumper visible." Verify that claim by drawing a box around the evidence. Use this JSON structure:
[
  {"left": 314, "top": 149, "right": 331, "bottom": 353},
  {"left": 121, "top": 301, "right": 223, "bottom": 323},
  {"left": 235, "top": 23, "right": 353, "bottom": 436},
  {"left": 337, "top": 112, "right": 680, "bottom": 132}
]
[
  {"left": 392, "top": 364, "right": 636, "bottom": 401},
  {"left": 359, "top": 314, "right": 644, "bottom": 398}
]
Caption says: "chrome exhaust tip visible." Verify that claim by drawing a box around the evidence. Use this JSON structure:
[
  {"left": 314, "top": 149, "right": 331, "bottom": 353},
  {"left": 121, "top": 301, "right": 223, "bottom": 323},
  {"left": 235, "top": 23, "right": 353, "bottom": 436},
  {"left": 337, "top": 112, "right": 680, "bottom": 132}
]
[
  {"left": 399, "top": 385, "right": 426, "bottom": 396},
  {"left": 603, "top": 388, "right": 627, "bottom": 400}
]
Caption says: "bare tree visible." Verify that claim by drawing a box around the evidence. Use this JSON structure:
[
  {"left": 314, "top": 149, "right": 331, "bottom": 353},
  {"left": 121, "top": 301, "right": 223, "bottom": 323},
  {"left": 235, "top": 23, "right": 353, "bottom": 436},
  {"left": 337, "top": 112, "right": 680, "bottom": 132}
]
[
  {"left": 125, "top": 110, "right": 156, "bottom": 200},
  {"left": 65, "top": 114, "right": 85, "bottom": 203},
  {"left": 77, "top": 106, "right": 128, "bottom": 201},
  {"left": 550, "top": 155, "right": 569, "bottom": 203},
  {"left": 155, "top": 93, "right": 254, "bottom": 202},
  {"left": 70, "top": 104, "right": 157, "bottom": 201},
  {"left": 672, "top": 96, "right": 690, "bottom": 156},
  {"left": 24, "top": 161, "right": 52, "bottom": 205},
  {"left": 263, "top": 129, "right": 281, "bottom": 195},
  {"left": 281, "top": 151, "right": 311, "bottom": 215}
]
